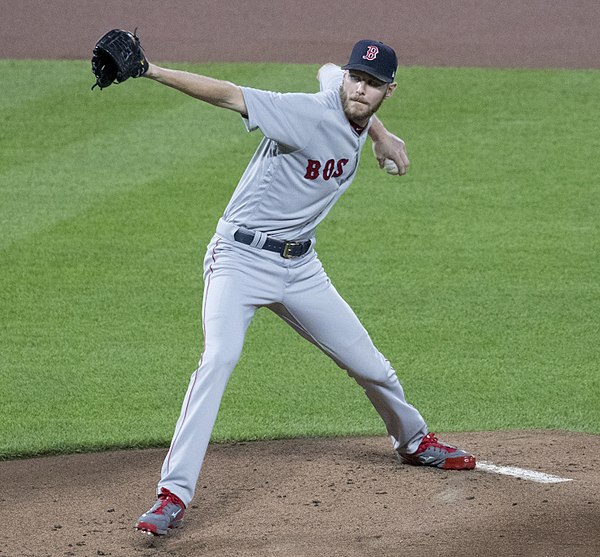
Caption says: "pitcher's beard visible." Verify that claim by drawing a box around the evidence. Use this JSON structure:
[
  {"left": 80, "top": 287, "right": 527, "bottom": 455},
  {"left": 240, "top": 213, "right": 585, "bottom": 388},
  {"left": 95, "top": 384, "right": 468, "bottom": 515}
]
[{"left": 339, "top": 85, "right": 385, "bottom": 125}]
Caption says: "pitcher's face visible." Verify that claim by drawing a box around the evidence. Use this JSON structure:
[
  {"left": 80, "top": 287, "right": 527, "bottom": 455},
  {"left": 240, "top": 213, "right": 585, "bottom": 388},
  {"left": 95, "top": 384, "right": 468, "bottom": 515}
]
[{"left": 339, "top": 70, "right": 396, "bottom": 126}]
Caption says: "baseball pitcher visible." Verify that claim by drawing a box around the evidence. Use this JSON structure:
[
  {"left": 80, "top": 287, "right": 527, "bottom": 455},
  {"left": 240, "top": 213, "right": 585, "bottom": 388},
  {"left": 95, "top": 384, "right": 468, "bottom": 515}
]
[{"left": 91, "top": 31, "right": 476, "bottom": 536}]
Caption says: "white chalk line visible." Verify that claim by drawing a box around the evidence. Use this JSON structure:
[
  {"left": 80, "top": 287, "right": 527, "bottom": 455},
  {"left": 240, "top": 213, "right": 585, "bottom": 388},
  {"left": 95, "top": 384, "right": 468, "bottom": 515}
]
[{"left": 476, "top": 461, "right": 574, "bottom": 484}]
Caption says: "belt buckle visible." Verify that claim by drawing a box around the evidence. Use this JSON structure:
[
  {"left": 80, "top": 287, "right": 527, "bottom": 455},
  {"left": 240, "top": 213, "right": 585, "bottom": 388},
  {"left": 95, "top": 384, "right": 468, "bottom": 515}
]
[{"left": 282, "top": 241, "right": 300, "bottom": 259}]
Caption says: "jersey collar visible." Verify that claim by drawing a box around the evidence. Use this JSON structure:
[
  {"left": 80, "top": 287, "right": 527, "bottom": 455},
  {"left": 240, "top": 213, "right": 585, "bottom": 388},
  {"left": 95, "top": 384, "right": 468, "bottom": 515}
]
[{"left": 349, "top": 120, "right": 366, "bottom": 135}]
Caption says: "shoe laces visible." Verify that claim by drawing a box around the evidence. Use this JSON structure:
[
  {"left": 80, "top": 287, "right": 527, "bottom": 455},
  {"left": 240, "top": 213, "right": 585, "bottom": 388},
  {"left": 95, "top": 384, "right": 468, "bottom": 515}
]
[
  {"left": 153, "top": 488, "right": 185, "bottom": 514},
  {"left": 417, "top": 432, "right": 452, "bottom": 453}
]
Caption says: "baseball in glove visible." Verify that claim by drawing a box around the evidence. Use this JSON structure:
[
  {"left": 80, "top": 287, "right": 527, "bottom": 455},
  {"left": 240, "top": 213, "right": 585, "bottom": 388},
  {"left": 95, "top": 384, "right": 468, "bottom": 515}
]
[{"left": 91, "top": 28, "right": 149, "bottom": 90}]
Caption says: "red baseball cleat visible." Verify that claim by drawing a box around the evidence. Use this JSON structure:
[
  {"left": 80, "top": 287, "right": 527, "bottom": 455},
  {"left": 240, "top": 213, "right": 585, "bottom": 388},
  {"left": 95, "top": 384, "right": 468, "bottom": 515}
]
[
  {"left": 135, "top": 488, "right": 186, "bottom": 536},
  {"left": 399, "top": 432, "right": 476, "bottom": 470}
]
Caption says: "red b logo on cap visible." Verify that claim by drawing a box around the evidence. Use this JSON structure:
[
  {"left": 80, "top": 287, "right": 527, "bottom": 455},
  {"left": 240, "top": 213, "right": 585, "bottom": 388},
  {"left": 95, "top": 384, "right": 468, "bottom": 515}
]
[{"left": 362, "top": 45, "right": 379, "bottom": 61}]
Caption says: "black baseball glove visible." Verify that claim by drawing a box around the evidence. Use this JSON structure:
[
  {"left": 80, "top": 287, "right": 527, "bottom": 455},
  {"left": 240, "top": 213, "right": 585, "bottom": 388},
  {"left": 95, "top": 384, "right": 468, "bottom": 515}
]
[{"left": 91, "top": 29, "right": 149, "bottom": 90}]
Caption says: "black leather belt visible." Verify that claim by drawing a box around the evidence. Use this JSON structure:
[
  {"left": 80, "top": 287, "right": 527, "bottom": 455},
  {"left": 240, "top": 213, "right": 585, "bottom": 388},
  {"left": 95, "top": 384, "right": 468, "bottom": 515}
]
[{"left": 233, "top": 229, "right": 312, "bottom": 259}]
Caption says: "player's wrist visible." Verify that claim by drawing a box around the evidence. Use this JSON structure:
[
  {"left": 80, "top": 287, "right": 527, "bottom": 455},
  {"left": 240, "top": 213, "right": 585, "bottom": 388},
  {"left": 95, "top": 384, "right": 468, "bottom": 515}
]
[{"left": 144, "top": 63, "right": 160, "bottom": 79}]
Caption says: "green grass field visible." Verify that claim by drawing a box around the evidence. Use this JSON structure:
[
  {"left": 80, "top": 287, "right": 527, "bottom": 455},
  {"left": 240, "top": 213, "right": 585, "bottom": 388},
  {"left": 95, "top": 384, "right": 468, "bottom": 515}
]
[{"left": 1, "top": 60, "right": 598, "bottom": 459}]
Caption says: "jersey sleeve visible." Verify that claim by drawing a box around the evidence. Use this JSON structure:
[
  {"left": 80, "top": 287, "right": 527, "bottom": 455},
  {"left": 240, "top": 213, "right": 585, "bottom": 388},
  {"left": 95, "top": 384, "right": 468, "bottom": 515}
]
[
  {"left": 240, "top": 87, "right": 328, "bottom": 151},
  {"left": 318, "top": 64, "right": 344, "bottom": 92}
]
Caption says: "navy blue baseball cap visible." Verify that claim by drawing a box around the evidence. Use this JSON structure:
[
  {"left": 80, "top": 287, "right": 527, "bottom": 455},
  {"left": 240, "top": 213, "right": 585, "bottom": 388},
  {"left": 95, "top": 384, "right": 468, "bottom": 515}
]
[{"left": 342, "top": 39, "right": 398, "bottom": 83}]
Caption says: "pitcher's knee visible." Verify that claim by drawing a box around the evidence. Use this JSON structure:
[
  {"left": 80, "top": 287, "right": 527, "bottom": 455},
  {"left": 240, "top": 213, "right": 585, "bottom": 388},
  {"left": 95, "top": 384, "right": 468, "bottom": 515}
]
[{"left": 198, "top": 346, "right": 242, "bottom": 377}]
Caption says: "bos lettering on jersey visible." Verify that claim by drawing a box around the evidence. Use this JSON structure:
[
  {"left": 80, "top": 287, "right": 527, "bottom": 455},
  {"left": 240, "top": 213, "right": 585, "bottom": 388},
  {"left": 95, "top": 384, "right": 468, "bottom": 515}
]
[{"left": 304, "top": 158, "right": 350, "bottom": 181}]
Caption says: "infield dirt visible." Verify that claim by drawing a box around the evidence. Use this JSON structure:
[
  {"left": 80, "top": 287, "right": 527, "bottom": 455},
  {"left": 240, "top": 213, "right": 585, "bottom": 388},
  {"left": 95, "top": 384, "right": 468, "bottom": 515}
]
[{"left": 1, "top": 2, "right": 599, "bottom": 556}]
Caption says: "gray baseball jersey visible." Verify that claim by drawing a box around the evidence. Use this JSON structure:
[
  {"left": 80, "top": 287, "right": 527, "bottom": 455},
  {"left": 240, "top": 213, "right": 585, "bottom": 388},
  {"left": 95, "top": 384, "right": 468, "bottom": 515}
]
[
  {"left": 157, "top": 65, "right": 427, "bottom": 506},
  {"left": 223, "top": 65, "right": 368, "bottom": 241}
]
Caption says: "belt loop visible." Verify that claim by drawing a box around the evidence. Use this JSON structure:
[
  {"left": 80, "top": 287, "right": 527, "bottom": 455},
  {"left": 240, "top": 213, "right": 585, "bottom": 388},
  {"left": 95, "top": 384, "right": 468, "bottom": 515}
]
[
  {"left": 216, "top": 218, "right": 239, "bottom": 241},
  {"left": 250, "top": 230, "right": 268, "bottom": 249}
]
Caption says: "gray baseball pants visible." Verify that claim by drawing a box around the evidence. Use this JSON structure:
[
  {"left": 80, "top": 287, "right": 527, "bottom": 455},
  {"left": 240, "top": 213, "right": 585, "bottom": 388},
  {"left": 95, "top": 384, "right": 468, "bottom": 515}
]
[{"left": 158, "top": 220, "right": 427, "bottom": 505}]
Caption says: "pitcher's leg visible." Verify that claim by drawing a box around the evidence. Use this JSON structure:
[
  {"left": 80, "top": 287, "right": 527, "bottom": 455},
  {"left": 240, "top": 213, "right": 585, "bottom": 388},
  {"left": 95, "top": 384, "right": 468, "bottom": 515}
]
[
  {"left": 159, "top": 264, "right": 256, "bottom": 505},
  {"left": 279, "top": 280, "right": 427, "bottom": 453}
]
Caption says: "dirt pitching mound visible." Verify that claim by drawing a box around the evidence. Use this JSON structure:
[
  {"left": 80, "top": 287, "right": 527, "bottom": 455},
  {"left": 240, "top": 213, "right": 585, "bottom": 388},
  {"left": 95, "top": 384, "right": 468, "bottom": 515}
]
[{"left": 1, "top": 431, "right": 598, "bottom": 556}]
